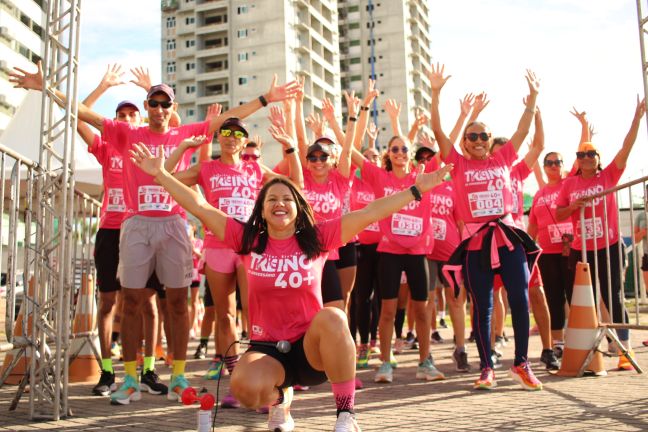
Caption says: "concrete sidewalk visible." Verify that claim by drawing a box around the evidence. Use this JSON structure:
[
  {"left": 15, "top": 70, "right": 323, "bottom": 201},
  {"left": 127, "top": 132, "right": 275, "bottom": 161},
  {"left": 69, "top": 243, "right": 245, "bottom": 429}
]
[{"left": 1, "top": 328, "right": 648, "bottom": 431}]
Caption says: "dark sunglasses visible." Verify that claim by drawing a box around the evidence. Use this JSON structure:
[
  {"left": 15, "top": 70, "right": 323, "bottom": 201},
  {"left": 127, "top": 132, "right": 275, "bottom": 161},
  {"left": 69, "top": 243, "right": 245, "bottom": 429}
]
[
  {"left": 416, "top": 154, "right": 435, "bottom": 163},
  {"left": 576, "top": 150, "right": 598, "bottom": 159},
  {"left": 390, "top": 146, "right": 409, "bottom": 154},
  {"left": 307, "top": 155, "right": 329, "bottom": 163},
  {"left": 241, "top": 153, "right": 260, "bottom": 161},
  {"left": 464, "top": 132, "right": 491, "bottom": 142},
  {"left": 147, "top": 99, "right": 173, "bottom": 109},
  {"left": 544, "top": 159, "right": 563, "bottom": 167},
  {"left": 220, "top": 128, "right": 247, "bottom": 139}
]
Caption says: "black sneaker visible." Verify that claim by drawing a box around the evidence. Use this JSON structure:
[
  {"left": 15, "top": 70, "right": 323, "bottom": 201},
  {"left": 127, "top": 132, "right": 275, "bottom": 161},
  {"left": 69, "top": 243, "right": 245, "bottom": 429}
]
[
  {"left": 540, "top": 348, "right": 561, "bottom": 371},
  {"left": 439, "top": 318, "right": 448, "bottom": 329},
  {"left": 140, "top": 369, "right": 168, "bottom": 395},
  {"left": 92, "top": 370, "right": 116, "bottom": 396},
  {"left": 194, "top": 342, "right": 207, "bottom": 360},
  {"left": 491, "top": 353, "right": 502, "bottom": 369},
  {"left": 452, "top": 349, "right": 471, "bottom": 373},
  {"left": 431, "top": 331, "right": 444, "bottom": 344},
  {"left": 404, "top": 331, "right": 416, "bottom": 349},
  {"left": 468, "top": 331, "right": 476, "bottom": 343}
]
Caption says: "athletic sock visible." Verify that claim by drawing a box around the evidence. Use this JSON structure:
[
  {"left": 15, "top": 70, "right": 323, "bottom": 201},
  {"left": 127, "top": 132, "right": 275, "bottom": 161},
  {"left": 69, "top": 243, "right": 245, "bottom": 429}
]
[
  {"left": 332, "top": 379, "right": 355, "bottom": 415},
  {"left": 172, "top": 359, "right": 186, "bottom": 377},
  {"left": 224, "top": 355, "right": 239, "bottom": 375},
  {"left": 124, "top": 361, "right": 137, "bottom": 379},
  {"left": 143, "top": 356, "right": 155, "bottom": 373},
  {"left": 101, "top": 358, "right": 114, "bottom": 374}
]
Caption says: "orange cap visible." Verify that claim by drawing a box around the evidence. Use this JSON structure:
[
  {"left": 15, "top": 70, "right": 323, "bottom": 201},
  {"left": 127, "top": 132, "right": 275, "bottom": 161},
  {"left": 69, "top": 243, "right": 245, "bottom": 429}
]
[{"left": 578, "top": 142, "right": 598, "bottom": 153}]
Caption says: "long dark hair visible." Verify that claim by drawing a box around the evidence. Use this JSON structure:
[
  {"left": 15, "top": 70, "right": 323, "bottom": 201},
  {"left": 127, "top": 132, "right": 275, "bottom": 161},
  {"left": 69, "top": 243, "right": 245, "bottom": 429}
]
[{"left": 238, "top": 177, "right": 325, "bottom": 259}]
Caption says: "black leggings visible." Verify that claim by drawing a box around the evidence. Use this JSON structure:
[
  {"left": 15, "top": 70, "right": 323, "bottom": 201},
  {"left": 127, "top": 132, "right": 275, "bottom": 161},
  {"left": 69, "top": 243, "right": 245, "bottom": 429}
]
[
  {"left": 354, "top": 244, "right": 380, "bottom": 344},
  {"left": 321, "top": 260, "right": 343, "bottom": 303},
  {"left": 567, "top": 242, "right": 629, "bottom": 340},
  {"left": 378, "top": 252, "right": 429, "bottom": 301},
  {"left": 537, "top": 253, "right": 570, "bottom": 331}
]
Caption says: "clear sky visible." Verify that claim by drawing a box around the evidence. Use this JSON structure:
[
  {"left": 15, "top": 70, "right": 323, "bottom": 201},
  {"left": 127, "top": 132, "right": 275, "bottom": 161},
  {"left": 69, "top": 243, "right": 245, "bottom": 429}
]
[{"left": 78, "top": 0, "right": 648, "bottom": 198}]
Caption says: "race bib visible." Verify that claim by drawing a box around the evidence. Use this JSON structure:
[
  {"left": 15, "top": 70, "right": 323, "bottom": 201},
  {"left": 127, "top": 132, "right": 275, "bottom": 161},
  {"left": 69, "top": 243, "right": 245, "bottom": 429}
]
[
  {"left": 468, "top": 190, "right": 504, "bottom": 218},
  {"left": 219, "top": 197, "right": 254, "bottom": 222},
  {"left": 431, "top": 217, "right": 447, "bottom": 240},
  {"left": 138, "top": 185, "right": 173, "bottom": 212},
  {"left": 391, "top": 213, "right": 423, "bottom": 237},
  {"left": 577, "top": 217, "right": 603, "bottom": 240},
  {"left": 365, "top": 222, "right": 380, "bottom": 232},
  {"left": 106, "top": 188, "right": 126, "bottom": 212},
  {"left": 548, "top": 223, "right": 574, "bottom": 244}
]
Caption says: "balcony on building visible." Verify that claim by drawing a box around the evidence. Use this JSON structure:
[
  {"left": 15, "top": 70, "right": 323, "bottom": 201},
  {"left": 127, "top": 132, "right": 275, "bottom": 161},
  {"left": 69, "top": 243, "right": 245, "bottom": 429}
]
[{"left": 161, "top": 0, "right": 179, "bottom": 12}]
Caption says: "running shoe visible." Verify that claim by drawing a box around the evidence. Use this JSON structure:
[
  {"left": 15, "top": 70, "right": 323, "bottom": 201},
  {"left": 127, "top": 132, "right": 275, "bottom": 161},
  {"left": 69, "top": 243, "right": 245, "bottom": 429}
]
[
  {"left": 110, "top": 342, "right": 121, "bottom": 359},
  {"left": 356, "top": 344, "right": 370, "bottom": 369},
  {"left": 334, "top": 411, "right": 361, "bottom": 432},
  {"left": 167, "top": 374, "right": 190, "bottom": 401},
  {"left": 205, "top": 356, "right": 224, "bottom": 380},
  {"left": 393, "top": 338, "right": 406, "bottom": 354},
  {"left": 268, "top": 387, "right": 294, "bottom": 432},
  {"left": 388, "top": 350, "right": 398, "bottom": 368},
  {"left": 256, "top": 405, "right": 269, "bottom": 414},
  {"left": 110, "top": 375, "right": 141, "bottom": 405},
  {"left": 155, "top": 344, "right": 166, "bottom": 361},
  {"left": 553, "top": 342, "right": 564, "bottom": 359},
  {"left": 491, "top": 353, "right": 502, "bottom": 369},
  {"left": 439, "top": 318, "right": 448, "bottom": 329},
  {"left": 509, "top": 362, "right": 542, "bottom": 391},
  {"left": 354, "top": 377, "right": 363, "bottom": 390},
  {"left": 92, "top": 370, "right": 116, "bottom": 396},
  {"left": 452, "top": 349, "right": 471, "bottom": 373},
  {"left": 404, "top": 332, "right": 416, "bottom": 350},
  {"left": 618, "top": 350, "right": 635, "bottom": 371},
  {"left": 221, "top": 392, "right": 241, "bottom": 408},
  {"left": 374, "top": 362, "right": 393, "bottom": 383},
  {"left": 194, "top": 342, "right": 207, "bottom": 360},
  {"left": 369, "top": 339, "right": 379, "bottom": 354},
  {"left": 540, "top": 348, "right": 561, "bottom": 371},
  {"left": 473, "top": 367, "right": 496, "bottom": 390},
  {"left": 431, "top": 331, "right": 444, "bottom": 344},
  {"left": 468, "top": 331, "right": 476, "bottom": 343},
  {"left": 494, "top": 335, "right": 507, "bottom": 348},
  {"left": 416, "top": 356, "right": 445, "bottom": 381},
  {"left": 140, "top": 369, "right": 168, "bottom": 395},
  {"left": 293, "top": 385, "right": 309, "bottom": 391}
]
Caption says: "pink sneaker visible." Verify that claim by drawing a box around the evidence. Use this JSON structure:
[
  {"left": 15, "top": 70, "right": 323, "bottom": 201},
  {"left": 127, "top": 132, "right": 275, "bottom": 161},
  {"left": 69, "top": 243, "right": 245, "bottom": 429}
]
[
  {"left": 256, "top": 405, "right": 269, "bottom": 414},
  {"left": 220, "top": 393, "right": 240, "bottom": 408},
  {"left": 509, "top": 362, "right": 542, "bottom": 391},
  {"left": 293, "top": 384, "right": 309, "bottom": 391}
]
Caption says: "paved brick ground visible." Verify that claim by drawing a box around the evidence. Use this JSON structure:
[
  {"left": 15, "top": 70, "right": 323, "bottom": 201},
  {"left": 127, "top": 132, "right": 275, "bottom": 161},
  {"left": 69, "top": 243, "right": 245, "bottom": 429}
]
[{"left": 1, "top": 327, "right": 648, "bottom": 431}]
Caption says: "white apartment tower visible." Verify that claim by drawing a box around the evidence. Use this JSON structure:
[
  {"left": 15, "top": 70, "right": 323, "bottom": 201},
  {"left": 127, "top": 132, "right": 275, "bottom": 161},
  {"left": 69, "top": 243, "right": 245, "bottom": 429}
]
[
  {"left": 161, "top": 0, "right": 341, "bottom": 165},
  {"left": 338, "top": 0, "right": 432, "bottom": 147},
  {"left": 0, "top": 0, "right": 45, "bottom": 136}
]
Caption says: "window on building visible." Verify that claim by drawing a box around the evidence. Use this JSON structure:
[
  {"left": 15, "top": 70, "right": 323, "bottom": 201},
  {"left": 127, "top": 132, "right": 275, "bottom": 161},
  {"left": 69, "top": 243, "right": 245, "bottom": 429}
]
[
  {"left": 166, "top": 39, "right": 176, "bottom": 50},
  {"left": 350, "top": 40, "right": 360, "bottom": 46},
  {"left": 166, "top": 17, "right": 176, "bottom": 28},
  {"left": 185, "top": 39, "right": 195, "bottom": 48},
  {"left": 187, "top": 108, "right": 195, "bottom": 117},
  {"left": 238, "top": 52, "right": 248, "bottom": 62},
  {"left": 348, "top": 5, "right": 359, "bottom": 13},
  {"left": 185, "top": 17, "right": 195, "bottom": 25},
  {"left": 186, "top": 85, "right": 196, "bottom": 94},
  {"left": 238, "top": 77, "right": 248, "bottom": 85},
  {"left": 348, "top": 22, "right": 360, "bottom": 30},
  {"left": 237, "top": 5, "right": 248, "bottom": 14},
  {"left": 205, "top": 14, "right": 227, "bottom": 25},
  {"left": 166, "top": 61, "right": 176, "bottom": 73},
  {"left": 350, "top": 75, "right": 362, "bottom": 82},
  {"left": 185, "top": 62, "right": 196, "bottom": 71},
  {"left": 350, "top": 57, "right": 361, "bottom": 64},
  {"left": 237, "top": 29, "right": 248, "bottom": 38}
]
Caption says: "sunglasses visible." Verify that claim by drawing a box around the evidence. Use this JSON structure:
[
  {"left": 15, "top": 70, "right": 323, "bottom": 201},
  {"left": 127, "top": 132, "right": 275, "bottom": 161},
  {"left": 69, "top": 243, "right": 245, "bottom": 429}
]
[
  {"left": 220, "top": 128, "right": 247, "bottom": 139},
  {"left": 416, "top": 154, "right": 435, "bottom": 163},
  {"left": 147, "top": 99, "right": 173, "bottom": 109},
  {"left": 241, "top": 153, "right": 260, "bottom": 161},
  {"left": 390, "top": 146, "right": 409, "bottom": 154},
  {"left": 576, "top": 150, "right": 598, "bottom": 159},
  {"left": 544, "top": 159, "right": 563, "bottom": 167},
  {"left": 464, "top": 132, "right": 491, "bottom": 142},
  {"left": 307, "top": 155, "right": 329, "bottom": 163}
]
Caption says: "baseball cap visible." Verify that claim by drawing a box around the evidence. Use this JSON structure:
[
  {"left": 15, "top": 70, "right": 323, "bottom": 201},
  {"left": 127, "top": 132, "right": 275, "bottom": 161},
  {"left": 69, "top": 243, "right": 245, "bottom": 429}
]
[
  {"left": 115, "top": 100, "right": 139, "bottom": 113},
  {"left": 578, "top": 142, "right": 598, "bottom": 153},
  {"left": 414, "top": 146, "right": 436, "bottom": 162},
  {"left": 147, "top": 83, "right": 175, "bottom": 101},
  {"left": 307, "top": 137, "right": 335, "bottom": 156},
  {"left": 220, "top": 117, "right": 249, "bottom": 137}
]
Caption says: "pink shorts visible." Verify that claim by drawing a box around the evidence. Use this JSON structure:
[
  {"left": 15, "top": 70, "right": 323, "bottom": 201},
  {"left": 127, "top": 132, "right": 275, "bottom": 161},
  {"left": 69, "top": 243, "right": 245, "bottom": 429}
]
[{"left": 204, "top": 247, "right": 242, "bottom": 274}]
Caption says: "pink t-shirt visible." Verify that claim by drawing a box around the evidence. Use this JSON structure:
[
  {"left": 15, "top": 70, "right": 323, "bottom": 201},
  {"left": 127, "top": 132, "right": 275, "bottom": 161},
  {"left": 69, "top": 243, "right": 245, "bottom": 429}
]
[
  {"left": 102, "top": 119, "right": 210, "bottom": 219},
  {"left": 302, "top": 168, "right": 350, "bottom": 260},
  {"left": 510, "top": 160, "right": 532, "bottom": 229},
  {"left": 361, "top": 162, "right": 433, "bottom": 255},
  {"left": 426, "top": 181, "right": 460, "bottom": 262},
  {"left": 198, "top": 159, "right": 263, "bottom": 249},
  {"left": 89, "top": 135, "right": 126, "bottom": 229},
  {"left": 529, "top": 181, "right": 574, "bottom": 254},
  {"left": 350, "top": 174, "right": 381, "bottom": 245},
  {"left": 224, "top": 217, "right": 342, "bottom": 343},
  {"left": 443, "top": 142, "right": 518, "bottom": 250},
  {"left": 555, "top": 162, "right": 624, "bottom": 251}
]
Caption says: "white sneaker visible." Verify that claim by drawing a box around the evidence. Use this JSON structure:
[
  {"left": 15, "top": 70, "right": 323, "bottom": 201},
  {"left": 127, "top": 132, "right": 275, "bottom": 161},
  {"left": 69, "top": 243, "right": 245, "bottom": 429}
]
[
  {"left": 268, "top": 386, "right": 295, "bottom": 432},
  {"left": 334, "top": 411, "right": 361, "bottom": 432},
  {"left": 374, "top": 362, "right": 393, "bottom": 383}
]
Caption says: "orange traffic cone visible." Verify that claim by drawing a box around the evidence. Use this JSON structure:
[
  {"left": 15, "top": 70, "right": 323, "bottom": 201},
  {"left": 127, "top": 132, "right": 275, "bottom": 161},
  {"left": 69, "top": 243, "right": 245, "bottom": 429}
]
[
  {"left": 68, "top": 273, "right": 102, "bottom": 383},
  {"left": 557, "top": 262, "right": 606, "bottom": 377},
  {"left": 0, "top": 276, "right": 35, "bottom": 385}
]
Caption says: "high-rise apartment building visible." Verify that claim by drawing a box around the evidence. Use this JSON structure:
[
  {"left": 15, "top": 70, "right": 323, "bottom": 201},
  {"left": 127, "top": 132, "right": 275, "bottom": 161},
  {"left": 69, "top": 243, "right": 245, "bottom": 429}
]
[
  {"left": 338, "top": 0, "right": 433, "bottom": 146},
  {"left": 0, "top": 0, "right": 45, "bottom": 136},
  {"left": 161, "top": 0, "right": 341, "bottom": 165}
]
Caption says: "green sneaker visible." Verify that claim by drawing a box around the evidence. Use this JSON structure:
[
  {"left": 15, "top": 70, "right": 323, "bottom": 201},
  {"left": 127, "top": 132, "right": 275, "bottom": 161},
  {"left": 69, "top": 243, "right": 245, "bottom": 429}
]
[
  {"left": 167, "top": 374, "right": 190, "bottom": 402},
  {"left": 416, "top": 356, "right": 445, "bottom": 381},
  {"left": 356, "top": 344, "right": 370, "bottom": 369},
  {"left": 374, "top": 361, "right": 393, "bottom": 383},
  {"left": 110, "top": 375, "right": 141, "bottom": 405},
  {"left": 389, "top": 350, "right": 398, "bottom": 369},
  {"left": 205, "top": 356, "right": 224, "bottom": 380}
]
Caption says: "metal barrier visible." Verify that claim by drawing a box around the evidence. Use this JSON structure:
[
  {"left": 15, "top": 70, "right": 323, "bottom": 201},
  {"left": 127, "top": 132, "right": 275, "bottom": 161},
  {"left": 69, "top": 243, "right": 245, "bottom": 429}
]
[{"left": 577, "top": 174, "right": 648, "bottom": 373}]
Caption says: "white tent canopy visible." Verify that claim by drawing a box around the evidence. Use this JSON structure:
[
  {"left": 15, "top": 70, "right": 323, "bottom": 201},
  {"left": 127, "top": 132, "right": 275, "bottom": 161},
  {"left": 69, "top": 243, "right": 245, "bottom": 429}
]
[{"left": 0, "top": 90, "right": 102, "bottom": 186}]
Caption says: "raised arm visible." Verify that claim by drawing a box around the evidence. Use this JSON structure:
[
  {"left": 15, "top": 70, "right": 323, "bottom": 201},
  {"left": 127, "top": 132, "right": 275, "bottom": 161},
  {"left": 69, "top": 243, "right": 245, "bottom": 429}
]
[
  {"left": 164, "top": 135, "right": 208, "bottom": 174},
  {"left": 208, "top": 74, "right": 299, "bottom": 134},
  {"left": 321, "top": 97, "right": 346, "bottom": 146},
  {"left": 265, "top": 125, "right": 304, "bottom": 188},
  {"left": 613, "top": 96, "right": 646, "bottom": 169},
  {"left": 522, "top": 107, "right": 545, "bottom": 169},
  {"left": 509, "top": 69, "right": 540, "bottom": 152},
  {"left": 449, "top": 93, "right": 474, "bottom": 146},
  {"left": 384, "top": 98, "right": 403, "bottom": 137},
  {"left": 130, "top": 66, "right": 153, "bottom": 92},
  {"left": 408, "top": 110, "right": 429, "bottom": 143},
  {"left": 10, "top": 61, "right": 106, "bottom": 131},
  {"left": 467, "top": 92, "right": 490, "bottom": 124},
  {"left": 294, "top": 77, "right": 308, "bottom": 166},
  {"left": 130, "top": 143, "right": 228, "bottom": 240},
  {"left": 366, "top": 122, "right": 378, "bottom": 150},
  {"left": 427, "top": 62, "right": 454, "bottom": 159},
  {"left": 340, "top": 164, "right": 453, "bottom": 243},
  {"left": 83, "top": 64, "right": 126, "bottom": 108},
  {"left": 338, "top": 91, "right": 360, "bottom": 178},
  {"left": 354, "top": 79, "right": 379, "bottom": 151}
]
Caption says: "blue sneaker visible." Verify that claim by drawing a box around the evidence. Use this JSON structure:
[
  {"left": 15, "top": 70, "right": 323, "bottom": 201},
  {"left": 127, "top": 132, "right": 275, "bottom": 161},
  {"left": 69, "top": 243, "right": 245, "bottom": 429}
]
[
  {"left": 205, "top": 357, "right": 224, "bottom": 380},
  {"left": 110, "top": 375, "right": 141, "bottom": 405},
  {"left": 167, "top": 374, "right": 189, "bottom": 401}
]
